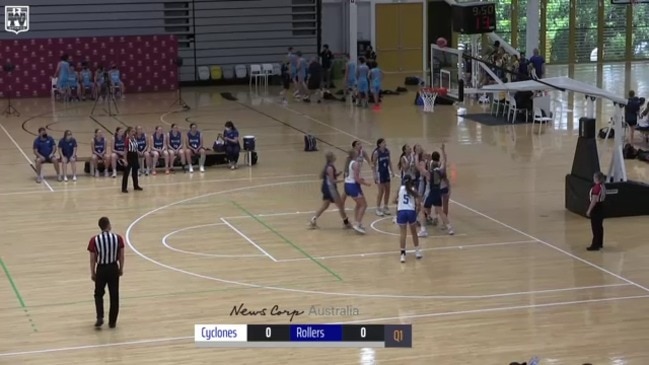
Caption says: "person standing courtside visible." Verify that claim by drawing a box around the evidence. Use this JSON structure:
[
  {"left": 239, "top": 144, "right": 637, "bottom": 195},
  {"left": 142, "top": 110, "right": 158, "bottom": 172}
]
[
  {"left": 121, "top": 127, "right": 143, "bottom": 193},
  {"left": 320, "top": 44, "right": 334, "bottom": 90},
  {"left": 87, "top": 217, "right": 124, "bottom": 328},
  {"left": 586, "top": 172, "right": 606, "bottom": 251}
]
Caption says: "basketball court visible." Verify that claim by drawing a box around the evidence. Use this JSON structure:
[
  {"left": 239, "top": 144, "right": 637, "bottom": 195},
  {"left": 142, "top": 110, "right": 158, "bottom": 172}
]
[{"left": 1, "top": 64, "right": 649, "bottom": 364}]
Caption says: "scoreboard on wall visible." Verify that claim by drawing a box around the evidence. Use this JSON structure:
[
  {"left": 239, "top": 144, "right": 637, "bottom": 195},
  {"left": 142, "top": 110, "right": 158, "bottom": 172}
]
[
  {"left": 195, "top": 324, "right": 412, "bottom": 348},
  {"left": 452, "top": 1, "right": 497, "bottom": 34}
]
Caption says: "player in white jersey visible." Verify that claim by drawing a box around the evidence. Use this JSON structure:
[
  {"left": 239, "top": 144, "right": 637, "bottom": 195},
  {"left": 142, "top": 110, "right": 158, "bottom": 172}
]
[
  {"left": 340, "top": 140, "right": 372, "bottom": 207},
  {"left": 343, "top": 149, "right": 371, "bottom": 234},
  {"left": 396, "top": 175, "right": 422, "bottom": 263}
]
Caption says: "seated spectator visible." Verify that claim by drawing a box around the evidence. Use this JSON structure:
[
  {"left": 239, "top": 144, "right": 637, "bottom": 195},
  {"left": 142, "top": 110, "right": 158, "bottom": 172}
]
[
  {"left": 90, "top": 128, "right": 109, "bottom": 177},
  {"left": 33, "top": 127, "right": 60, "bottom": 183},
  {"left": 223, "top": 121, "right": 241, "bottom": 170},
  {"left": 108, "top": 63, "right": 125, "bottom": 99},
  {"left": 58, "top": 130, "right": 77, "bottom": 182},
  {"left": 79, "top": 62, "right": 95, "bottom": 101},
  {"left": 67, "top": 64, "right": 81, "bottom": 102}
]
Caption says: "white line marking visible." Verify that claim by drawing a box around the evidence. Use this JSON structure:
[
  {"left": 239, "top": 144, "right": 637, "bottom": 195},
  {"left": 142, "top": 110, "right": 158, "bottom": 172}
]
[
  {"left": 450, "top": 199, "right": 649, "bottom": 293},
  {"left": 220, "top": 218, "right": 277, "bottom": 262},
  {"left": 161, "top": 223, "right": 265, "bottom": 258},
  {"left": 0, "top": 173, "right": 316, "bottom": 196},
  {"left": 124, "top": 181, "right": 640, "bottom": 300},
  {"left": 3, "top": 294, "right": 649, "bottom": 357},
  {"left": 369, "top": 216, "right": 468, "bottom": 237},
  {"left": 0, "top": 122, "right": 54, "bottom": 192},
  {"left": 276, "top": 240, "right": 537, "bottom": 262},
  {"left": 274, "top": 104, "right": 649, "bottom": 294}
]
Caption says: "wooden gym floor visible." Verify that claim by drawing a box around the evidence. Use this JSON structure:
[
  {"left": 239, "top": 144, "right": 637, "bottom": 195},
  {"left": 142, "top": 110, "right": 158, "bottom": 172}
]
[{"left": 1, "top": 63, "right": 649, "bottom": 365}]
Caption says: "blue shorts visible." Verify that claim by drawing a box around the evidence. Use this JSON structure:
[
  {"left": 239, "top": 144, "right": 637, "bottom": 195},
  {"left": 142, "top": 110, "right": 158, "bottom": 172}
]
[
  {"left": 357, "top": 79, "right": 369, "bottom": 93},
  {"left": 424, "top": 190, "right": 442, "bottom": 208},
  {"left": 377, "top": 170, "right": 390, "bottom": 184},
  {"left": 322, "top": 185, "right": 340, "bottom": 203},
  {"left": 371, "top": 83, "right": 381, "bottom": 94},
  {"left": 346, "top": 79, "right": 356, "bottom": 90},
  {"left": 344, "top": 182, "right": 363, "bottom": 198},
  {"left": 57, "top": 78, "right": 68, "bottom": 89},
  {"left": 441, "top": 187, "right": 449, "bottom": 196},
  {"left": 396, "top": 210, "right": 417, "bottom": 225},
  {"left": 297, "top": 72, "right": 306, "bottom": 82}
]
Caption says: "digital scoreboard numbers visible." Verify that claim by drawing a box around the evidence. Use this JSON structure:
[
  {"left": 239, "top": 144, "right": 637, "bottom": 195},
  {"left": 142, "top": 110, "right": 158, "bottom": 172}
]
[
  {"left": 452, "top": 2, "right": 497, "bottom": 34},
  {"left": 195, "top": 324, "right": 412, "bottom": 348}
]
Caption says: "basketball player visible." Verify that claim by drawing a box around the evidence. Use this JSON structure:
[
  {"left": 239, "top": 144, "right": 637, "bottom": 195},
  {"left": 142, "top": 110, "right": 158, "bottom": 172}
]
[
  {"left": 185, "top": 123, "right": 206, "bottom": 173},
  {"left": 110, "top": 127, "right": 126, "bottom": 178},
  {"left": 149, "top": 126, "right": 168, "bottom": 175},
  {"left": 279, "top": 61, "right": 291, "bottom": 104},
  {"left": 356, "top": 57, "right": 370, "bottom": 107},
  {"left": 58, "top": 130, "right": 78, "bottom": 182},
  {"left": 418, "top": 144, "right": 454, "bottom": 236},
  {"left": 296, "top": 51, "right": 308, "bottom": 99},
  {"left": 67, "top": 64, "right": 81, "bottom": 102},
  {"left": 167, "top": 124, "right": 186, "bottom": 172},
  {"left": 343, "top": 54, "right": 357, "bottom": 102},
  {"left": 90, "top": 129, "right": 109, "bottom": 177},
  {"left": 95, "top": 65, "right": 107, "bottom": 100},
  {"left": 340, "top": 140, "right": 372, "bottom": 206},
  {"left": 372, "top": 138, "right": 395, "bottom": 217},
  {"left": 108, "top": 63, "right": 125, "bottom": 98},
  {"left": 369, "top": 63, "right": 383, "bottom": 109},
  {"left": 586, "top": 171, "right": 606, "bottom": 251},
  {"left": 344, "top": 149, "right": 371, "bottom": 234},
  {"left": 134, "top": 126, "right": 150, "bottom": 176},
  {"left": 53, "top": 54, "right": 70, "bottom": 101},
  {"left": 309, "top": 152, "right": 351, "bottom": 229},
  {"left": 288, "top": 49, "right": 299, "bottom": 96},
  {"left": 396, "top": 175, "right": 422, "bottom": 263},
  {"left": 432, "top": 146, "right": 451, "bottom": 219},
  {"left": 80, "top": 63, "right": 94, "bottom": 101}
]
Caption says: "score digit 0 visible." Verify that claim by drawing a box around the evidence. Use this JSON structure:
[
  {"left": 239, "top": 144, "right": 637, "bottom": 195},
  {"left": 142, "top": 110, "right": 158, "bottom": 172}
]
[
  {"left": 266, "top": 327, "right": 271, "bottom": 338},
  {"left": 360, "top": 327, "right": 366, "bottom": 338}
]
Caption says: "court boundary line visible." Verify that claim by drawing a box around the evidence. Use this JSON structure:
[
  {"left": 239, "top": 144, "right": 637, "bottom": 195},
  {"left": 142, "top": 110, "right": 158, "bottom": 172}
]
[
  {"left": 275, "top": 240, "right": 537, "bottom": 262},
  {"left": 220, "top": 218, "right": 277, "bottom": 262},
  {"left": 161, "top": 223, "right": 266, "bottom": 258},
  {"left": 0, "top": 122, "right": 54, "bottom": 192},
  {"left": 0, "top": 173, "right": 316, "bottom": 197},
  {"left": 0, "top": 258, "right": 38, "bottom": 332},
  {"left": 3, "top": 293, "right": 649, "bottom": 358},
  {"left": 276, "top": 102, "right": 649, "bottom": 294}
]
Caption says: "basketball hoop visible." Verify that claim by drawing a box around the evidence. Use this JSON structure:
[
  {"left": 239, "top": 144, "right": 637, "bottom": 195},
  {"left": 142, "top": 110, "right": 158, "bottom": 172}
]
[{"left": 419, "top": 87, "right": 447, "bottom": 112}]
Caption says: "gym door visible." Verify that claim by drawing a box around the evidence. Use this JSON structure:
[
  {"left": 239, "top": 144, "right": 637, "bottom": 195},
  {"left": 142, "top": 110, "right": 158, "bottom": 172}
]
[{"left": 375, "top": 2, "right": 423, "bottom": 73}]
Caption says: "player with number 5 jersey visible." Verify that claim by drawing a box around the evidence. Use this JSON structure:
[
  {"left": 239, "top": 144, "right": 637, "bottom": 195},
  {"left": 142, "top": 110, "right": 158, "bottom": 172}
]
[{"left": 396, "top": 175, "right": 422, "bottom": 263}]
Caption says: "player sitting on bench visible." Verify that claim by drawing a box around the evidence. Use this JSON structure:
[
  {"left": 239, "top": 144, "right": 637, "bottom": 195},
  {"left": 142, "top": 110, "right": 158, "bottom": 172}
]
[{"left": 108, "top": 63, "right": 125, "bottom": 99}]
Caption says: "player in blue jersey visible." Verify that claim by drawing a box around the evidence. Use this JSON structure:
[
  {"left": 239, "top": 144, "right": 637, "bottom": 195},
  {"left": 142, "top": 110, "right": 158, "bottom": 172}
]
[
  {"left": 67, "top": 64, "right": 80, "bottom": 102},
  {"left": 431, "top": 145, "right": 451, "bottom": 220},
  {"left": 343, "top": 54, "right": 357, "bottom": 103},
  {"left": 371, "top": 138, "right": 396, "bottom": 217},
  {"left": 343, "top": 149, "right": 372, "bottom": 234},
  {"left": 296, "top": 51, "right": 308, "bottom": 99},
  {"left": 369, "top": 63, "right": 383, "bottom": 109},
  {"left": 184, "top": 123, "right": 206, "bottom": 173},
  {"left": 109, "top": 63, "right": 125, "bottom": 98},
  {"left": 167, "top": 124, "right": 186, "bottom": 172},
  {"left": 58, "top": 130, "right": 78, "bottom": 182},
  {"left": 80, "top": 63, "right": 94, "bottom": 101},
  {"left": 309, "top": 152, "right": 351, "bottom": 229},
  {"left": 110, "top": 127, "right": 126, "bottom": 178},
  {"left": 53, "top": 54, "right": 70, "bottom": 101},
  {"left": 396, "top": 175, "right": 422, "bottom": 263},
  {"left": 135, "top": 126, "right": 150, "bottom": 176},
  {"left": 418, "top": 144, "right": 454, "bottom": 236},
  {"left": 356, "top": 57, "right": 370, "bottom": 107},
  {"left": 90, "top": 129, "right": 109, "bottom": 177},
  {"left": 150, "top": 126, "right": 168, "bottom": 175}
]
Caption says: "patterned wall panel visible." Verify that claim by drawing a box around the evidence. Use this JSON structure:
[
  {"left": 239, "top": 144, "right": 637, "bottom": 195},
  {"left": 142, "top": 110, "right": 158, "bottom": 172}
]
[{"left": 0, "top": 35, "right": 178, "bottom": 98}]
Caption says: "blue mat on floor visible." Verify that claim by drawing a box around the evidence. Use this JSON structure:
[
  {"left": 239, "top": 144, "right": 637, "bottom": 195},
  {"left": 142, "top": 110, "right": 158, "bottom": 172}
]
[{"left": 463, "top": 113, "right": 525, "bottom": 126}]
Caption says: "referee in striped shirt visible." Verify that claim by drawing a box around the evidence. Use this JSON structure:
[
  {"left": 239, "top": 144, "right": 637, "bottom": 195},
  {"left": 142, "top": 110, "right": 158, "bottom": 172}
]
[
  {"left": 88, "top": 217, "right": 125, "bottom": 328},
  {"left": 122, "top": 126, "right": 143, "bottom": 193}
]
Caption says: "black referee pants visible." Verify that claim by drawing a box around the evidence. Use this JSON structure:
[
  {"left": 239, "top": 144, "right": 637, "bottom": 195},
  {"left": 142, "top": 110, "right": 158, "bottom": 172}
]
[
  {"left": 590, "top": 204, "right": 604, "bottom": 248},
  {"left": 122, "top": 151, "right": 140, "bottom": 191},
  {"left": 94, "top": 263, "right": 120, "bottom": 325}
]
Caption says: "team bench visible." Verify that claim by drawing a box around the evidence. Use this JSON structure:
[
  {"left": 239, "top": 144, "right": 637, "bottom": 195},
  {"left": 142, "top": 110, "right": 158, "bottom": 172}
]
[{"left": 80, "top": 149, "right": 256, "bottom": 174}]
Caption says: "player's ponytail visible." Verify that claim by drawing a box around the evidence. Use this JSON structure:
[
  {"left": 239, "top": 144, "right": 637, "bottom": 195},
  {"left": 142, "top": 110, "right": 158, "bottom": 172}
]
[{"left": 343, "top": 149, "right": 356, "bottom": 177}]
